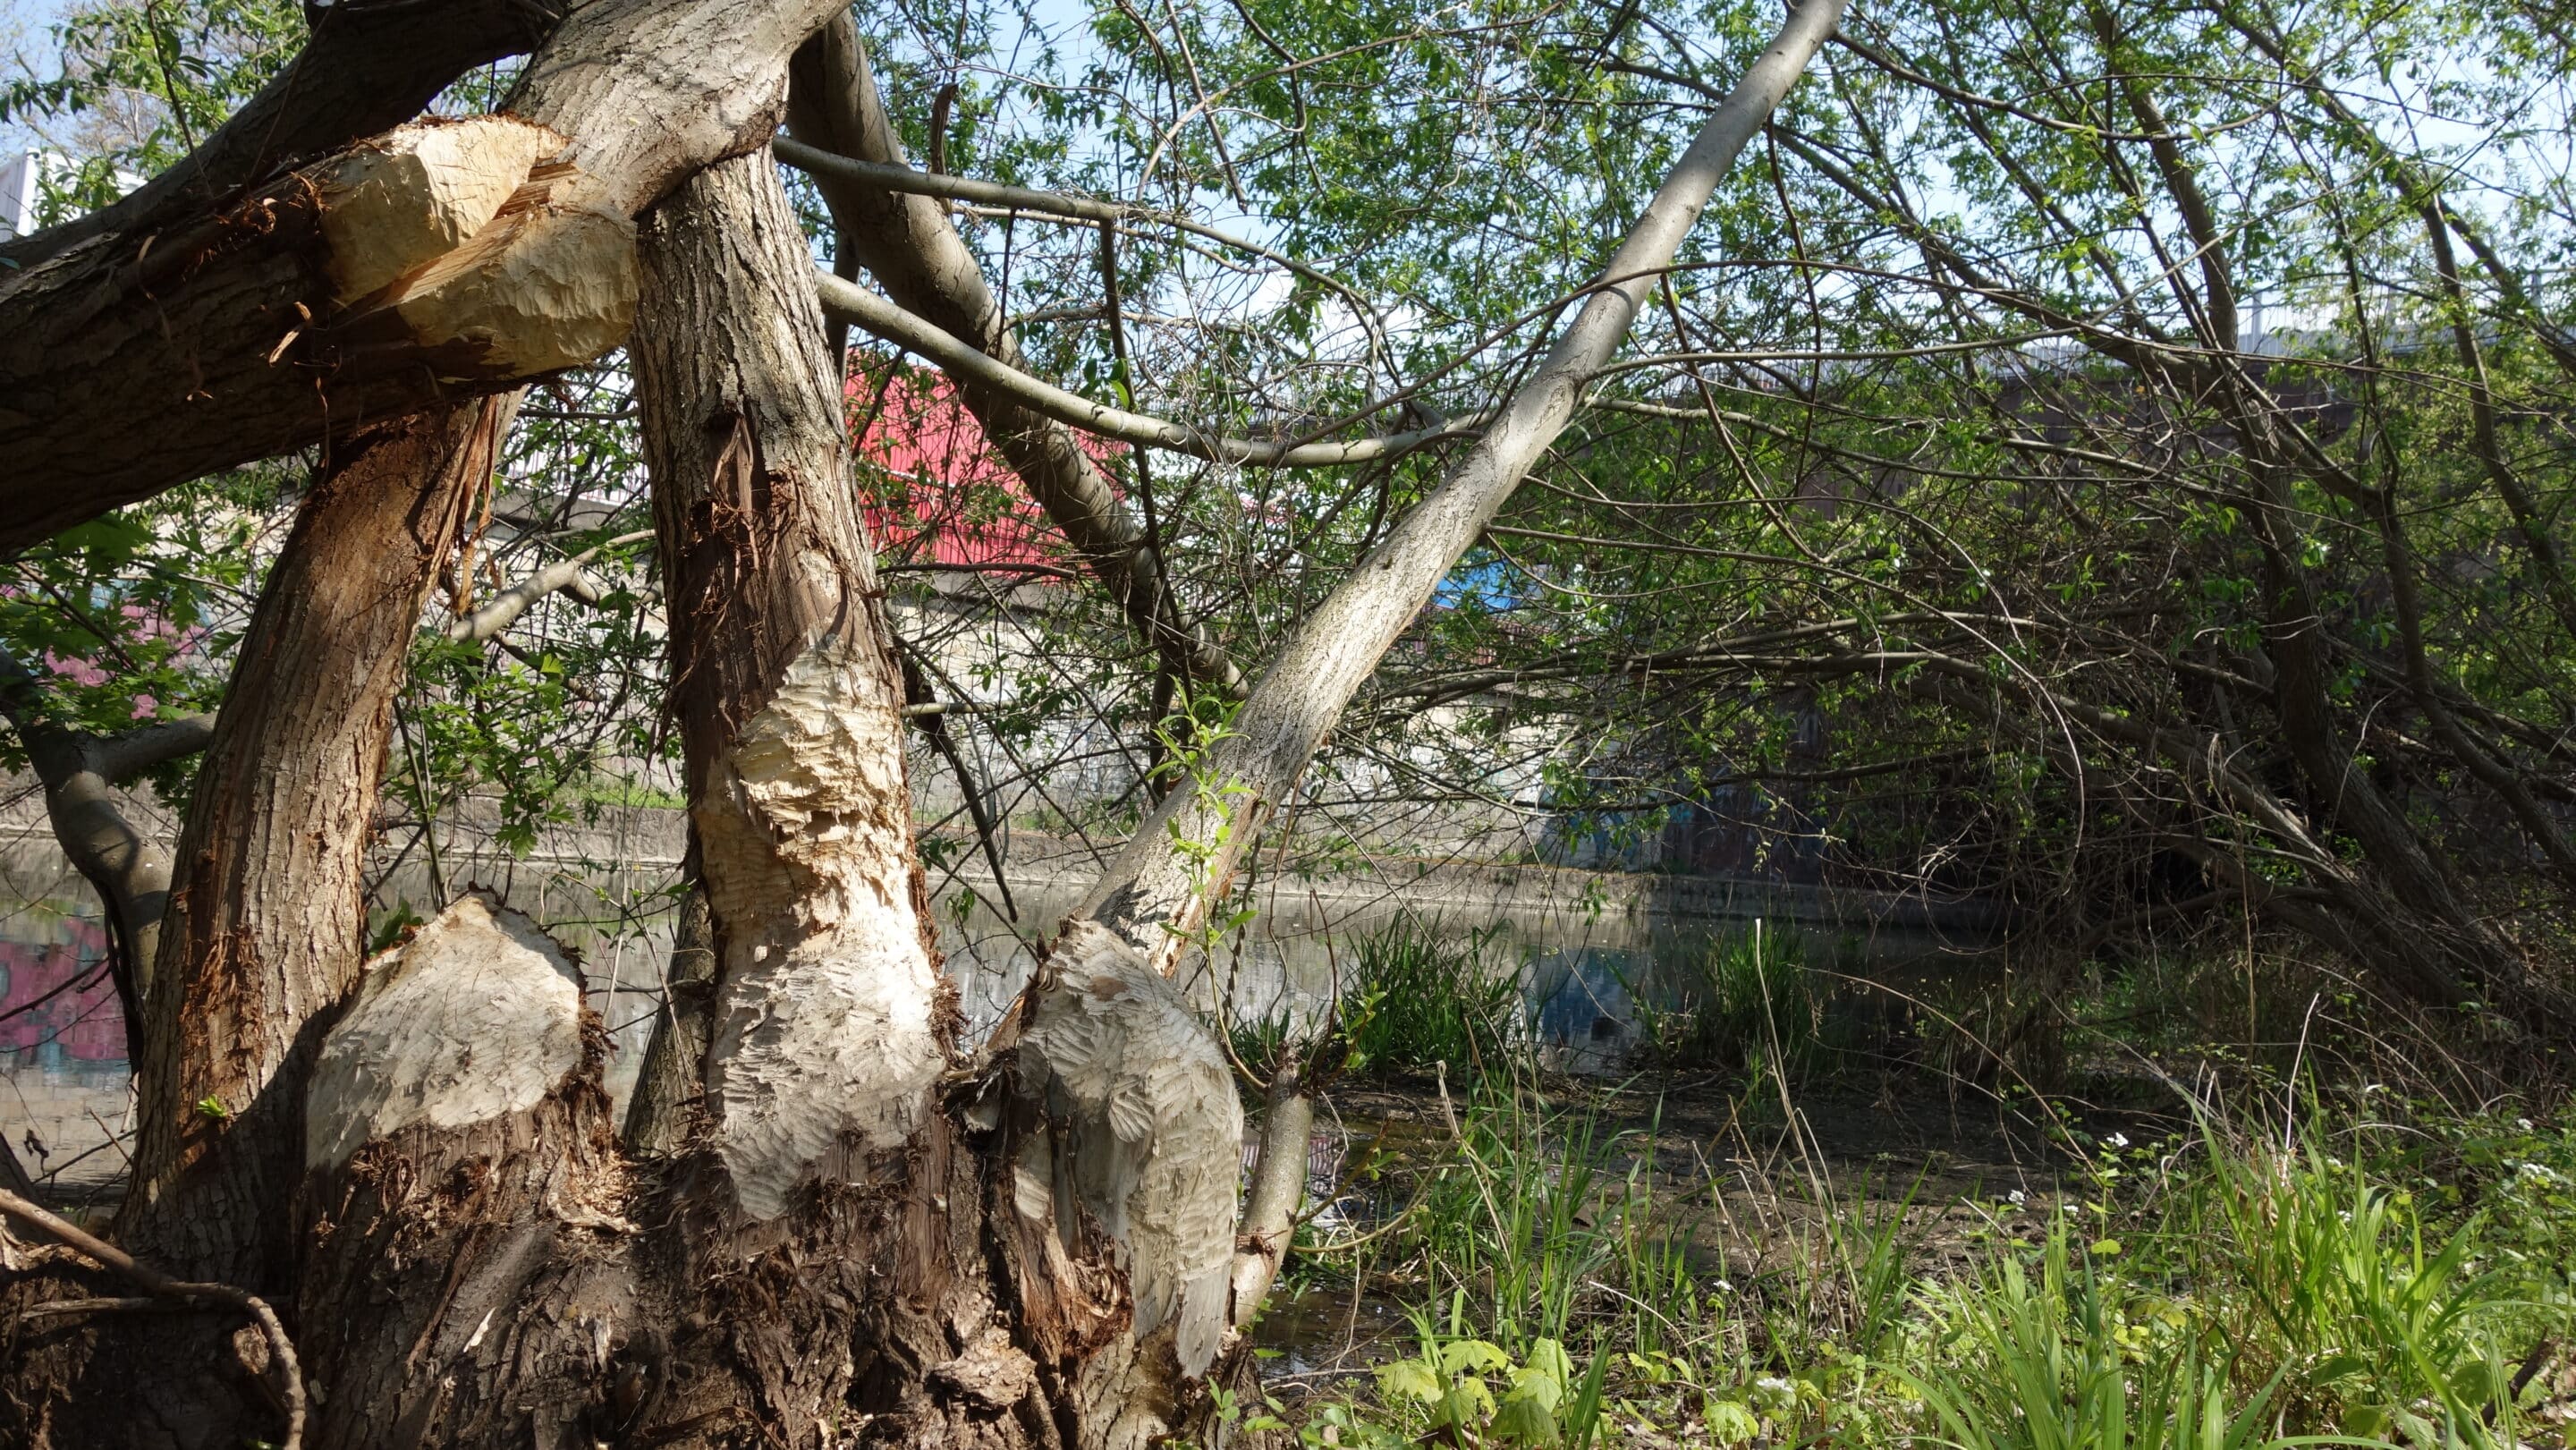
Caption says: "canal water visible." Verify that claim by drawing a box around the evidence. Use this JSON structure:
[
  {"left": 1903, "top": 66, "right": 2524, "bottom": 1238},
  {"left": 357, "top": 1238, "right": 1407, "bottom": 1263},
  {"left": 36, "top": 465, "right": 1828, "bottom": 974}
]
[{"left": 2, "top": 866, "right": 2000, "bottom": 1202}]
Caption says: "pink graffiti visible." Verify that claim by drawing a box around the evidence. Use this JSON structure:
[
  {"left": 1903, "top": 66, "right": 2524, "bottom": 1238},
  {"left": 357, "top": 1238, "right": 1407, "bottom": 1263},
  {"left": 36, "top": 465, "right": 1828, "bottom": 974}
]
[{"left": 0, "top": 920, "right": 126, "bottom": 1063}]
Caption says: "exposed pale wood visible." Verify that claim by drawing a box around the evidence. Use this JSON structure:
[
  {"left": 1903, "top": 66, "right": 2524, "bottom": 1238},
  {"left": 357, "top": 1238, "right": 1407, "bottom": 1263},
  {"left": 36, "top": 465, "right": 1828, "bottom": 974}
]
[
  {"left": 1018, "top": 920, "right": 1241, "bottom": 1377},
  {"left": 630, "top": 144, "right": 946, "bottom": 1222},
  {"left": 319, "top": 119, "right": 567, "bottom": 301},
  {"left": 304, "top": 897, "right": 586, "bottom": 1171},
  {"left": 0, "top": 0, "right": 850, "bottom": 555},
  {"left": 0, "top": 0, "right": 566, "bottom": 273}
]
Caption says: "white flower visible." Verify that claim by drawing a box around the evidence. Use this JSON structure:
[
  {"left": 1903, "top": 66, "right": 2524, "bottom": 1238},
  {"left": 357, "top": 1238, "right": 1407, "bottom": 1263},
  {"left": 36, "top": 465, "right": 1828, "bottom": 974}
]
[
  {"left": 2106, "top": 1132, "right": 2131, "bottom": 1149},
  {"left": 2007, "top": 1190, "right": 2027, "bottom": 1206}
]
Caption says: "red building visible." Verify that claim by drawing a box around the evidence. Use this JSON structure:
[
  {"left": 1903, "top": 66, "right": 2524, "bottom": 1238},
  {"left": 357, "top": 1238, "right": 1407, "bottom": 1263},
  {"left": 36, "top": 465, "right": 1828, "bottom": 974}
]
[{"left": 850, "top": 372, "right": 1119, "bottom": 573}]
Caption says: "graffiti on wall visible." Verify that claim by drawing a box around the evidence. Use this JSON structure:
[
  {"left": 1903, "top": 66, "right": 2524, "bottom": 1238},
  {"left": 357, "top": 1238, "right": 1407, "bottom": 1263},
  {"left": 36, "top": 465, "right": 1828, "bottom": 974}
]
[{"left": 0, "top": 911, "right": 125, "bottom": 1070}]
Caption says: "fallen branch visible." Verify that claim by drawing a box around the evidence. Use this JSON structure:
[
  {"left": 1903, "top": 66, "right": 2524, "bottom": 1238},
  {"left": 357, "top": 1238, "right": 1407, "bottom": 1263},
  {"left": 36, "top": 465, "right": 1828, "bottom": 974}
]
[{"left": 0, "top": 1188, "right": 304, "bottom": 1450}]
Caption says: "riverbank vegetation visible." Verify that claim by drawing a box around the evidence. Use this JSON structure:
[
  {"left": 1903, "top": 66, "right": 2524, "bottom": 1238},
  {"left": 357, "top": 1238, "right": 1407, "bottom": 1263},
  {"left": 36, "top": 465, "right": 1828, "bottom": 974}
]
[
  {"left": 0, "top": 0, "right": 2571, "bottom": 1441},
  {"left": 1262, "top": 1035, "right": 2576, "bottom": 1449}
]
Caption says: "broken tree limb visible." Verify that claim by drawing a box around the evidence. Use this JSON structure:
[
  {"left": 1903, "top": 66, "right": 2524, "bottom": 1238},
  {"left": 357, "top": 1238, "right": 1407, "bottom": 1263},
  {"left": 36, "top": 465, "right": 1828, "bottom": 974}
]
[
  {"left": 1071, "top": 0, "right": 1847, "bottom": 963},
  {"left": 0, "top": 1187, "right": 305, "bottom": 1450},
  {"left": 785, "top": 20, "right": 1241, "bottom": 694},
  {"left": 444, "top": 529, "right": 652, "bottom": 642},
  {"left": 0, "top": 0, "right": 853, "bottom": 555},
  {"left": 814, "top": 271, "right": 1474, "bottom": 467}
]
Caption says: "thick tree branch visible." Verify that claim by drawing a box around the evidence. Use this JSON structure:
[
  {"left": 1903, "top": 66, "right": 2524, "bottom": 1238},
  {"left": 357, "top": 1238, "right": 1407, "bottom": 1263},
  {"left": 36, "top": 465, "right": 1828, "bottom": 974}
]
[
  {"left": 128, "top": 396, "right": 513, "bottom": 1292},
  {"left": 0, "top": 646, "right": 208, "bottom": 1022},
  {"left": 785, "top": 21, "right": 1243, "bottom": 693},
  {"left": 0, "top": 0, "right": 852, "bottom": 555}
]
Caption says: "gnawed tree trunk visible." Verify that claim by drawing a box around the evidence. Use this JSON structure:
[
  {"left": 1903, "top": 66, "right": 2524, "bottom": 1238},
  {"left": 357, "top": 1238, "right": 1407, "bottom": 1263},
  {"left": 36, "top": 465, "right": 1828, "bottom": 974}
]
[
  {"left": 265, "top": 147, "right": 1242, "bottom": 1449},
  {"left": 0, "top": 400, "right": 503, "bottom": 1447},
  {"left": 124, "top": 398, "right": 516, "bottom": 1293},
  {"left": 0, "top": 0, "right": 850, "bottom": 551},
  {"left": 7, "top": 11, "right": 1843, "bottom": 1442}
]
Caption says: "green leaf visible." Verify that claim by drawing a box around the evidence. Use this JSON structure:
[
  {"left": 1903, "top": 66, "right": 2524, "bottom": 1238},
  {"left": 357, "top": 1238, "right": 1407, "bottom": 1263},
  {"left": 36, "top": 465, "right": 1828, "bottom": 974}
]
[
  {"left": 1376, "top": 1360, "right": 1441, "bottom": 1405},
  {"left": 1707, "top": 1402, "right": 1759, "bottom": 1446},
  {"left": 1490, "top": 1391, "right": 1559, "bottom": 1445},
  {"left": 1439, "top": 1339, "right": 1513, "bottom": 1376},
  {"left": 1507, "top": 1366, "right": 1563, "bottom": 1414},
  {"left": 1522, "top": 1337, "right": 1574, "bottom": 1395}
]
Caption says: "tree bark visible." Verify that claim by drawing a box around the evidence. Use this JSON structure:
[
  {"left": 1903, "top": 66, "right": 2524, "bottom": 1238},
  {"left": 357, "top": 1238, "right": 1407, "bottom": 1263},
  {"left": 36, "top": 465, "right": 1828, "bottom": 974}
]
[
  {"left": 620, "top": 876, "right": 717, "bottom": 1156},
  {"left": 124, "top": 397, "right": 513, "bottom": 1293},
  {"left": 0, "top": 0, "right": 850, "bottom": 554}
]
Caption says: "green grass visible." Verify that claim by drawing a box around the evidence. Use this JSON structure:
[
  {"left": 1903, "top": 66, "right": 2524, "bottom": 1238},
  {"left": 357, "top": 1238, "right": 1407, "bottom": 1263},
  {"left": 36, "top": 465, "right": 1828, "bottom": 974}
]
[
  {"left": 1626, "top": 922, "right": 1835, "bottom": 1083},
  {"left": 1323, "top": 912, "right": 1526, "bottom": 1077},
  {"left": 1281, "top": 1083, "right": 2576, "bottom": 1450}
]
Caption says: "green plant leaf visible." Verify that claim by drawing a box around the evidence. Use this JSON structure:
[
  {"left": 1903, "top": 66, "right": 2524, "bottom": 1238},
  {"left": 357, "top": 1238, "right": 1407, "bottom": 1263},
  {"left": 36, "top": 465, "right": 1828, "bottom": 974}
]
[
  {"left": 1490, "top": 1391, "right": 1559, "bottom": 1445},
  {"left": 1440, "top": 1339, "right": 1513, "bottom": 1376},
  {"left": 1377, "top": 1360, "right": 1441, "bottom": 1405},
  {"left": 1707, "top": 1401, "right": 1759, "bottom": 1446}
]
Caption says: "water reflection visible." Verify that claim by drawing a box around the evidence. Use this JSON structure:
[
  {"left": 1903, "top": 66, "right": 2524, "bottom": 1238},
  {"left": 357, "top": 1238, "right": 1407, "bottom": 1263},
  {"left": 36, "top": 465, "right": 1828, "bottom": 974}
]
[{"left": 930, "top": 882, "right": 1996, "bottom": 1074}]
